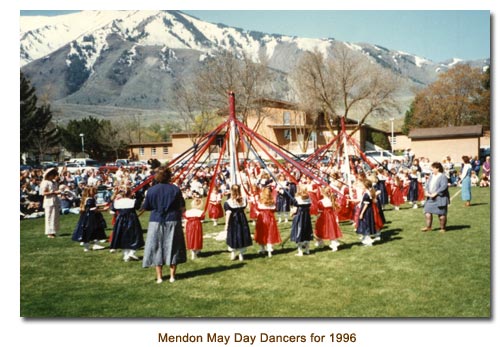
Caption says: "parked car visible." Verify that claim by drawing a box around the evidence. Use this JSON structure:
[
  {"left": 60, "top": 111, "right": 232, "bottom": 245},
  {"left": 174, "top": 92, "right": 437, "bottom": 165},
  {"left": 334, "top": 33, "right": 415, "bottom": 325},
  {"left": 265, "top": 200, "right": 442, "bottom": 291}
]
[
  {"left": 364, "top": 150, "right": 404, "bottom": 165},
  {"left": 479, "top": 147, "right": 490, "bottom": 163},
  {"left": 62, "top": 162, "right": 85, "bottom": 174}
]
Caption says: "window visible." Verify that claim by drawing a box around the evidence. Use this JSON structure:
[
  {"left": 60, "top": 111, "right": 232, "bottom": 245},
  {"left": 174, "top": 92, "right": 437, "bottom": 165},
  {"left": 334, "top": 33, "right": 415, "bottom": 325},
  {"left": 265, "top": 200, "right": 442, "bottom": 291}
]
[
  {"left": 163, "top": 147, "right": 168, "bottom": 155},
  {"left": 283, "top": 111, "right": 291, "bottom": 125},
  {"left": 139, "top": 147, "right": 144, "bottom": 156},
  {"left": 151, "top": 147, "right": 157, "bottom": 156},
  {"left": 284, "top": 129, "right": 291, "bottom": 140}
]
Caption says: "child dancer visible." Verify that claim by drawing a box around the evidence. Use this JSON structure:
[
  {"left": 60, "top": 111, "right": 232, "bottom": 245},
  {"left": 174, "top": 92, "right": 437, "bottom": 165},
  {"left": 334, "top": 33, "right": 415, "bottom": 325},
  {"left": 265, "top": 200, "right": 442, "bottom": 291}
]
[
  {"left": 208, "top": 188, "right": 224, "bottom": 226},
  {"left": 72, "top": 186, "right": 108, "bottom": 252},
  {"left": 247, "top": 184, "right": 260, "bottom": 225},
  {"left": 224, "top": 184, "right": 253, "bottom": 261},
  {"left": 184, "top": 198, "right": 205, "bottom": 260},
  {"left": 275, "top": 174, "right": 291, "bottom": 223},
  {"left": 315, "top": 187, "right": 343, "bottom": 251},
  {"left": 109, "top": 187, "right": 145, "bottom": 261},
  {"left": 356, "top": 179, "right": 377, "bottom": 246},
  {"left": 290, "top": 185, "right": 313, "bottom": 256},
  {"left": 254, "top": 186, "right": 282, "bottom": 257},
  {"left": 407, "top": 168, "right": 420, "bottom": 209},
  {"left": 390, "top": 175, "right": 405, "bottom": 210}
]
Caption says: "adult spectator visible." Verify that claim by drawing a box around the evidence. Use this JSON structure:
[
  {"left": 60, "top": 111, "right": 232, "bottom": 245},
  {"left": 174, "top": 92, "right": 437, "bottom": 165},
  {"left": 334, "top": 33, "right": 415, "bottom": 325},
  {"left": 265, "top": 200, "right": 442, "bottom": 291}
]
[
  {"left": 141, "top": 166, "right": 187, "bottom": 284},
  {"left": 421, "top": 162, "right": 450, "bottom": 233},
  {"left": 482, "top": 156, "right": 491, "bottom": 180},
  {"left": 471, "top": 156, "right": 481, "bottom": 176},
  {"left": 40, "top": 168, "right": 61, "bottom": 238},
  {"left": 459, "top": 155, "right": 472, "bottom": 207}
]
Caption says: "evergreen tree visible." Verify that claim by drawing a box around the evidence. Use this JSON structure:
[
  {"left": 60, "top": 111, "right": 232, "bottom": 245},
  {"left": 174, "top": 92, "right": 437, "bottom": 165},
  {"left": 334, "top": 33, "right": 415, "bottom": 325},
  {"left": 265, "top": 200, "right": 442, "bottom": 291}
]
[
  {"left": 20, "top": 72, "right": 38, "bottom": 153},
  {"left": 30, "top": 104, "right": 61, "bottom": 161},
  {"left": 20, "top": 72, "right": 61, "bottom": 162}
]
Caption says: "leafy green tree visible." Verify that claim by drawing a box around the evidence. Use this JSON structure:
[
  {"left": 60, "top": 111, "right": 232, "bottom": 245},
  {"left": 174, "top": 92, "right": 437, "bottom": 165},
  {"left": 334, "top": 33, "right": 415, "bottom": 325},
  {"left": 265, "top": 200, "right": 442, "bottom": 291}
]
[
  {"left": 401, "top": 101, "right": 415, "bottom": 135},
  {"left": 60, "top": 116, "right": 108, "bottom": 160},
  {"left": 409, "top": 64, "right": 489, "bottom": 129}
]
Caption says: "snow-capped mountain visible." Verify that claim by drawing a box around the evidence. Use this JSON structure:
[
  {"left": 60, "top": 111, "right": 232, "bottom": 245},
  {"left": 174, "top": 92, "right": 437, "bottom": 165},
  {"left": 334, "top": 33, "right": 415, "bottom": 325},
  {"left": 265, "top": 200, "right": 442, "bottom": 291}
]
[{"left": 20, "top": 10, "right": 490, "bottom": 120}]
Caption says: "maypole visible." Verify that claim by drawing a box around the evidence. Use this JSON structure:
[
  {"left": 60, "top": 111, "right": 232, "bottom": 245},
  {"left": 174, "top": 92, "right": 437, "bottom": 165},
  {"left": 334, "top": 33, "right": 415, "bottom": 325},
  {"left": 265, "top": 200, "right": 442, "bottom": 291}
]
[
  {"left": 340, "top": 117, "right": 353, "bottom": 198},
  {"left": 228, "top": 91, "right": 240, "bottom": 185}
]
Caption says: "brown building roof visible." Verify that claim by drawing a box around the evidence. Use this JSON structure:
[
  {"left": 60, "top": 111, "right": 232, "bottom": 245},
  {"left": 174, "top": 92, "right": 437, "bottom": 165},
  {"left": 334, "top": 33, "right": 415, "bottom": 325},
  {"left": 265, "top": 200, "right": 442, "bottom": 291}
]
[
  {"left": 409, "top": 125, "right": 483, "bottom": 140},
  {"left": 129, "top": 141, "right": 172, "bottom": 147}
]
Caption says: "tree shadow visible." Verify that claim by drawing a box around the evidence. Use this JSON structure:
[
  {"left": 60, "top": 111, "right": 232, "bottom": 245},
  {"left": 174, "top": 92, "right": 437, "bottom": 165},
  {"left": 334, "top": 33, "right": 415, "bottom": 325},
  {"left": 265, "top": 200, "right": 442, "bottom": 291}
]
[{"left": 176, "top": 263, "right": 246, "bottom": 280}]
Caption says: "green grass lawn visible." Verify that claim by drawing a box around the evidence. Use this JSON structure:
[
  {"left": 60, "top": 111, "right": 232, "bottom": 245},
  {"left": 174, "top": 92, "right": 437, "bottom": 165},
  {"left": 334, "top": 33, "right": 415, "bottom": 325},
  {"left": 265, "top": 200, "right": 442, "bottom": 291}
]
[{"left": 20, "top": 186, "right": 490, "bottom": 318}]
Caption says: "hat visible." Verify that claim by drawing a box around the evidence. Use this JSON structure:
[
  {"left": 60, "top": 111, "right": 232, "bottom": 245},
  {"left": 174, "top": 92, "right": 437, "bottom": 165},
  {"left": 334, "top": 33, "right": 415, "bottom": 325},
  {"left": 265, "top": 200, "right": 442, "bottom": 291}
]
[{"left": 43, "top": 167, "right": 58, "bottom": 179}]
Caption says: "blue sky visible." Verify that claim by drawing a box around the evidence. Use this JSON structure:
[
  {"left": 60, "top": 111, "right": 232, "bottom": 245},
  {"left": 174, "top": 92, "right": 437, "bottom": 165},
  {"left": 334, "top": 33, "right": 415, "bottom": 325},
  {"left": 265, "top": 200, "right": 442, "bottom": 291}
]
[{"left": 20, "top": 10, "right": 490, "bottom": 62}]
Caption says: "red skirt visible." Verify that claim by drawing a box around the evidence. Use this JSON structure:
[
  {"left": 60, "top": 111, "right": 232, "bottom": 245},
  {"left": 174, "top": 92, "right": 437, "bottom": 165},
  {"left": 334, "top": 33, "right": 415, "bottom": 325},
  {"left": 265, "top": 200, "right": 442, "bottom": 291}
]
[
  {"left": 254, "top": 209, "right": 282, "bottom": 245},
  {"left": 185, "top": 218, "right": 203, "bottom": 250},
  {"left": 315, "top": 207, "right": 343, "bottom": 240},
  {"left": 390, "top": 185, "right": 405, "bottom": 206},
  {"left": 249, "top": 201, "right": 259, "bottom": 220},
  {"left": 208, "top": 203, "right": 224, "bottom": 219},
  {"left": 372, "top": 203, "right": 384, "bottom": 231}
]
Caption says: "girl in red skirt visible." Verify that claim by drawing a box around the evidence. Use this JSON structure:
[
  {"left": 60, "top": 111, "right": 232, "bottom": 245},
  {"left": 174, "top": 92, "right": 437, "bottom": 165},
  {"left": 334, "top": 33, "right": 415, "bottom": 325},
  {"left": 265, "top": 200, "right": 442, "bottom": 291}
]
[
  {"left": 208, "top": 188, "right": 224, "bottom": 226},
  {"left": 390, "top": 175, "right": 405, "bottom": 210},
  {"left": 184, "top": 198, "right": 205, "bottom": 260},
  {"left": 315, "top": 187, "right": 343, "bottom": 251},
  {"left": 254, "top": 186, "right": 282, "bottom": 257}
]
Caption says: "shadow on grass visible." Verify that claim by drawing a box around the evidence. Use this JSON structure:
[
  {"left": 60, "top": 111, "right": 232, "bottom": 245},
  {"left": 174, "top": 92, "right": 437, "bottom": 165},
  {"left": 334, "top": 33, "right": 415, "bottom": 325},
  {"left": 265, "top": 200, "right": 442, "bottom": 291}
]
[
  {"left": 442, "top": 224, "right": 471, "bottom": 232},
  {"left": 177, "top": 263, "right": 246, "bottom": 280},
  {"left": 197, "top": 250, "right": 227, "bottom": 257},
  {"left": 469, "top": 202, "right": 488, "bottom": 207}
]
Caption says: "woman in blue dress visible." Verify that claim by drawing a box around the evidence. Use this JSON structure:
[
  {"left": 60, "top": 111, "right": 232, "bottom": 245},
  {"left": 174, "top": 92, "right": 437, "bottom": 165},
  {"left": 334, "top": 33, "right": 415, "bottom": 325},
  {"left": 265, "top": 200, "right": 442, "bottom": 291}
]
[
  {"left": 421, "top": 162, "right": 450, "bottom": 232},
  {"left": 141, "top": 167, "right": 186, "bottom": 284},
  {"left": 290, "top": 185, "right": 313, "bottom": 256},
  {"left": 459, "top": 156, "right": 472, "bottom": 207},
  {"left": 224, "top": 184, "right": 252, "bottom": 261}
]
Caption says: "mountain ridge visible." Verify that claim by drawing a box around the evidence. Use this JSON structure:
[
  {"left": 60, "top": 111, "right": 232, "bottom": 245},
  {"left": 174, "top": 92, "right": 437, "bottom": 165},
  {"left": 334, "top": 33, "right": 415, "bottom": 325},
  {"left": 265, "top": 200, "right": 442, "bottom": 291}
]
[{"left": 20, "top": 10, "right": 490, "bottom": 124}]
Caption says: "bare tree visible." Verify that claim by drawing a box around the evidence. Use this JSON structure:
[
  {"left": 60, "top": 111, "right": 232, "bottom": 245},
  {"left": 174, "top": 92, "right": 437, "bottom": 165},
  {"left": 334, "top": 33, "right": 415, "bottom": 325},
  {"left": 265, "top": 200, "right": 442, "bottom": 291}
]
[
  {"left": 173, "top": 49, "right": 274, "bottom": 143},
  {"left": 291, "top": 44, "right": 401, "bottom": 138}
]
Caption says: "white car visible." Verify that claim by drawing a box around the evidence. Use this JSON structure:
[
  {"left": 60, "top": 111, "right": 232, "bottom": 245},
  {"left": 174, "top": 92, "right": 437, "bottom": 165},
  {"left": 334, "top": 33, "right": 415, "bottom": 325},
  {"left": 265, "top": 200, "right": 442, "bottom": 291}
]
[
  {"left": 364, "top": 150, "right": 404, "bottom": 165},
  {"left": 63, "top": 162, "right": 85, "bottom": 174}
]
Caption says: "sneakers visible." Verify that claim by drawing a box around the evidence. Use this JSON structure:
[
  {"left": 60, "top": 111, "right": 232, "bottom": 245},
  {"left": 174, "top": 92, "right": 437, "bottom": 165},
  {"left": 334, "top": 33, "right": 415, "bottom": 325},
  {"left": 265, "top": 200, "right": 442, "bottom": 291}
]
[
  {"left": 238, "top": 253, "right": 244, "bottom": 261},
  {"left": 92, "top": 244, "right": 105, "bottom": 250},
  {"left": 169, "top": 277, "right": 175, "bottom": 283},
  {"left": 230, "top": 251, "right": 236, "bottom": 260},
  {"left": 128, "top": 253, "right": 139, "bottom": 261},
  {"left": 412, "top": 204, "right": 418, "bottom": 209},
  {"left": 361, "top": 236, "right": 373, "bottom": 246},
  {"left": 109, "top": 249, "right": 116, "bottom": 253},
  {"left": 156, "top": 278, "right": 163, "bottom": 284}
]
